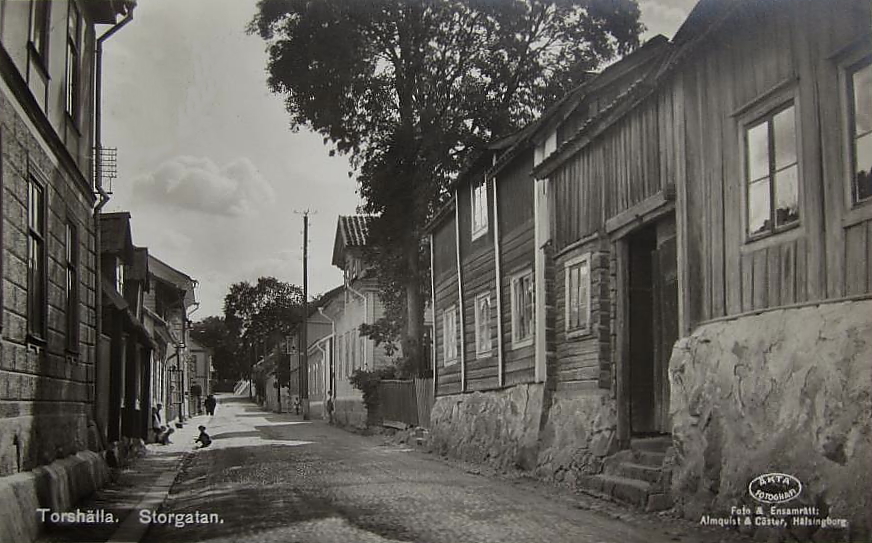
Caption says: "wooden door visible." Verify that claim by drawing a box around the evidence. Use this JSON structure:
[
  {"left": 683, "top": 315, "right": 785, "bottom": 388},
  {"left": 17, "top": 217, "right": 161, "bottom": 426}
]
[{"left": 652, "top": 235, "right": 678, "bottom": 433}]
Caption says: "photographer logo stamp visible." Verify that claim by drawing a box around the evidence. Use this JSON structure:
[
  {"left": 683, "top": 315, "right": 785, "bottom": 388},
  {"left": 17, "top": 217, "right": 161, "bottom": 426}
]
[
  {"left": 748, "top": 473, "right": 802, "bottom": 504},
  {"left": 699, "top": 473, "right": 849, "bottom": 531}
]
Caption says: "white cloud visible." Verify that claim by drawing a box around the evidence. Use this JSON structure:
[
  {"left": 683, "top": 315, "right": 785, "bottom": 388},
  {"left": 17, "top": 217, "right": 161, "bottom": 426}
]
[
  {"left": 132, "top": 156, "right": 276, "bottom": 216},
  {"left": 640, "top": 0, "right": 696, "bottom": 39}
]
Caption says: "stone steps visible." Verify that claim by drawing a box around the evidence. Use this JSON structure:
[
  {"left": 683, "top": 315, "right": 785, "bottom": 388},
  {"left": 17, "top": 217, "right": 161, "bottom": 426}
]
[{"left": 577, "top": 435, "right": 673, "bottom": 512}]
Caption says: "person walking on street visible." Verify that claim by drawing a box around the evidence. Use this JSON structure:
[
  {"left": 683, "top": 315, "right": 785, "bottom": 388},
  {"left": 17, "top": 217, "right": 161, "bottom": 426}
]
[
  {"left": 204, "top": 394, "right": 217, "bottom": 416},
  {"left": 326, "top": 391, "right": 335, "bottom": 425}
]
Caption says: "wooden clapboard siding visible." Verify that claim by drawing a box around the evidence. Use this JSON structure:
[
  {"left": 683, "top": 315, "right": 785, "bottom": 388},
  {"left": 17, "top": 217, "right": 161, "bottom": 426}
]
[
  {"left": 677, "top": 0, "right": 871, "bottom": 329},
  {"left": 461, "top": 245, "right": 497, "bottom": 390},
  {"left": 432, "top": 213, "right": 457, "bottom": 283},
  {"left": 432, "top": 214, "right": 461, "bottom": 397},
  {"left": 553, "top": 244, "right": 611, "bottom": 388}
]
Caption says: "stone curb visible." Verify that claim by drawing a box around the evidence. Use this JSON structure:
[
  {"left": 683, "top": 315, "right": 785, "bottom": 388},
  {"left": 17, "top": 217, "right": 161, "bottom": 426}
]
[
  {"left": 105, "top": 419, "right": 203, "bottom": 543},
  {"left": 0, "top": 450, "right": 110, "bottom": 543}
]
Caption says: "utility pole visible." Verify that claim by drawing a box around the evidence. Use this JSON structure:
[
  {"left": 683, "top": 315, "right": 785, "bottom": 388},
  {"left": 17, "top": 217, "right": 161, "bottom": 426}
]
[{"left": 300, "top": 212, "right": 310, "bottom": 419}]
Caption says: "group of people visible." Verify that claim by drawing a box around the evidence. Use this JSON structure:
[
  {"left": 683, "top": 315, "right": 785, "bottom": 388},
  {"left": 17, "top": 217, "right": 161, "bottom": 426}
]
[{"left": 150, "top": 394, "right": 218, "bottom": 448}]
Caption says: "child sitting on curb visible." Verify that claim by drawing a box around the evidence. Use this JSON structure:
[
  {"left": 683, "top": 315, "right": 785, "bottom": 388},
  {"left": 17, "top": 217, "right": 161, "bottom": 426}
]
[{"left": 195, "top": 425, "right": 212, "bottom": 449}]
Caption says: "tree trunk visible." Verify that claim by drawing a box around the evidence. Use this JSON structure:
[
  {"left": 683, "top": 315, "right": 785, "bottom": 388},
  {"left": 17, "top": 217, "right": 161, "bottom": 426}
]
[{"left": 403, "top": 239, "right": 425, "bottom": 377}]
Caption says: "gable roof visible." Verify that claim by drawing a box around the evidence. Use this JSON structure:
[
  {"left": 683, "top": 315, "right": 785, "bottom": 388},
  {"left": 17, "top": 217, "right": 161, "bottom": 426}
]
[
  {"left": 148, "top": 254, "right": 197, "bottom": 308},
  {"left": 332, "top": 215, "right": 373, "bottom": 268}
]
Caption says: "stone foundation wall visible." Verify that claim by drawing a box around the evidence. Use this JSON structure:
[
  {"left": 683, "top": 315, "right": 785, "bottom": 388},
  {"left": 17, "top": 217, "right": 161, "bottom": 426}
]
[
  {"left": 430, "top": 384, "right": 544, "bottom": 471},
  {"left": 535, "top": 389, "right": 617, "bottom": 485},
  {"left": 669, "top": 299, "right": 872, "bottom": 538}
]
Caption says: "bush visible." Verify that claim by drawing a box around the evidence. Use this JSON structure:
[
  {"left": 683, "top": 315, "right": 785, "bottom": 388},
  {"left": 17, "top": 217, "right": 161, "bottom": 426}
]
[{"left": 349, "top": 366, "right": 396, "bottom": 425}]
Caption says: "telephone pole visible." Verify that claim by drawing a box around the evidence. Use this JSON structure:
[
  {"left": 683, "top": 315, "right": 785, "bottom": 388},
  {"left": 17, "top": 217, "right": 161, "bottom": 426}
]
[{"left": 300, "top": 212, "right": 310, "bottom": 419}]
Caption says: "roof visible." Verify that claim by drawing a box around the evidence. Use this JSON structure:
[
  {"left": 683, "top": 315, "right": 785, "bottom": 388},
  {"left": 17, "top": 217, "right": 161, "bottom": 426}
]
[
  {"left": 332, "top": 215, "right": 374, "bottom": 268},
  {"left": 148, "top": 254, "right": 197, "bottom": 308},
  {"left": 101, "top": 277, "right": 156, "bottom": 349},
  {"left": 532, "top": 38, "right": 674, "bottom": 179},
  {"left": 85, "top": 0, "right": 135, "bottom": 24},
  {"left": 99, "top": 212, "right": 134, "bottom": 259}
]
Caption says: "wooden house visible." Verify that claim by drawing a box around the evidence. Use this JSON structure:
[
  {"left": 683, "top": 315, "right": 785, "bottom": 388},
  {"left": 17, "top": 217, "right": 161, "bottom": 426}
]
[{"left": 427, "top": 0, "right": 871, "bottom": 533}]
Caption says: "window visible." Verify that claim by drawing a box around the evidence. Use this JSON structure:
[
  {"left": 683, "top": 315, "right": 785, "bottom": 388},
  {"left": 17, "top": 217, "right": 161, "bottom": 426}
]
[
  {"left": 65, "top": 2, "right": 82, "bottom": 123},
  {"left": 510, "top": 269, "right": 534, "bottom": 346},
  {"left": 474, "top": 292, "right": 492, "bottom": 357},
  {"left": 27, "top": 177, "right": 46, "bottom": 340},
  {"left": 745, "top": 103, "right": 800, "bottom": 238},
  {"left": 442, "top": 305, "right": 458, "bottom": 364},
  {"left": 359, "top": 334, "right": 366, "bottom": 369},
  {"left": 115, "top": 257, "right": 125, "bottom": 294},
  {"left": 66, "top": 221, "right": 80, "bottom": 351},
  {"left": 344, "top": 331, "right": 351, "bottom": 375},
  {"left": 849, "top": 58, "right": 872, "bottom": 204},
  {"left": 350, "top": 328, "right": 357, "bottom": 371},
  {"left": 337, "top": 334, "right": 344, "bottom": 377},
  {"left": 471, "top": 176, "right": 488, "bottom": 239},
  {"left": 29, "top": 0, "right": 50, "bottom": 65},
  {"left": 565, "top": 254, "right": 591, "bottom": 334}
]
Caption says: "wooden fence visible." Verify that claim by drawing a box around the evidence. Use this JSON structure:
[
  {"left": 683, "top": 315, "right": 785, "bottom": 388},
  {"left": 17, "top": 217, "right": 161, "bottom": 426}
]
[{"left": 378, "top": 378, "right": 434, "bottom": 428}]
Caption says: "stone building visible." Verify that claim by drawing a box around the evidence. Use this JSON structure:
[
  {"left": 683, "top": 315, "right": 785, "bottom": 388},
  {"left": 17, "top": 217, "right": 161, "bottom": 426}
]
[
  {"left": 427, "top": 0, "right": 871, "bottom": 539},
  {"left": 0, "top": 1, "right": 134, "bottom": 541}
]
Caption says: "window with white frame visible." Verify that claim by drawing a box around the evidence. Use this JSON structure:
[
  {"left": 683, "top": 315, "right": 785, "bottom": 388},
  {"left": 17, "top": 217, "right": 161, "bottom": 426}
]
[
  {"left": 337, "top": 334, "right": 344, "bottom": 377},
  {"left": 510, "top": 269, "right": 534, "bottom": 346},
  {"left": 442, "top": 305, "right": 458, "bottom": 364},
  {"left": 474, "top": 292, "right": 492, "bottom": 357},
  {"left": 115, "top": 257, "right": 125, "bottom": 294},
  {"left": 849, "top": 57, "right": 871, "bottom": 205},
  {"left": 471, "top": 176, "right": 488, "bottom": 239},
  {"left": 565, "top": 254, "right": 591, "bottom": 334},
  {"left": 745, "top": 102, "right": 800, "bottom": 238}
]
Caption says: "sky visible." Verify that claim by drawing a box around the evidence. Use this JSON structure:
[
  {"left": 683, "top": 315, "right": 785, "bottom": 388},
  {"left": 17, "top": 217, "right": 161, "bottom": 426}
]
[{"left": 102, "top": 0, "right": 697, "bottom": 318}]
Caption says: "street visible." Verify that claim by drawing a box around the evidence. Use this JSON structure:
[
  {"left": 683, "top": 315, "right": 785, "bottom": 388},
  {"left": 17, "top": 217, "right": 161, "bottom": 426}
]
[{"left": 141, "top": 396, "right": 747, "bottom": 543}]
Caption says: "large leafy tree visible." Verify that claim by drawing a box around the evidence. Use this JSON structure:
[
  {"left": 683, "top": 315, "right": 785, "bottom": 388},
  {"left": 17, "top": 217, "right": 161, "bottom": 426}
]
[
  {"left": 190, "top": 316, "right": 243, "bottom": 381},
  {"left": 223, "top": 277, "right": 305, "bottom": 384},
  {"left": 250, "top": 0, "right": 643, "bottom": 374}
]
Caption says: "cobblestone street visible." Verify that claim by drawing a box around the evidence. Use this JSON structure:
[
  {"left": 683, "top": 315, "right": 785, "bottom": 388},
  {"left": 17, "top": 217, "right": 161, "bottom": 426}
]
[{"left": 137, "top": 395, "right": 750, "bottom": 543}]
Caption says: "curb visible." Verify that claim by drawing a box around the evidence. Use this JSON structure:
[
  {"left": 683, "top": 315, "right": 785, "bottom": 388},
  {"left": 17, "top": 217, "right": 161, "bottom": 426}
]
[{"left": 104, "top": 418, "right": 203, "bottom": 543}]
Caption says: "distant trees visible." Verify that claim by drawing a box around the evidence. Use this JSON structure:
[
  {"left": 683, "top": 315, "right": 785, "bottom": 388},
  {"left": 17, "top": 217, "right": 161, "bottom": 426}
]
[
  {"left": 250, "top": 0, "right": 643, "bottom": 375},
  {"left": 192, "top": 277, "right": 304, "bottom": 385}
]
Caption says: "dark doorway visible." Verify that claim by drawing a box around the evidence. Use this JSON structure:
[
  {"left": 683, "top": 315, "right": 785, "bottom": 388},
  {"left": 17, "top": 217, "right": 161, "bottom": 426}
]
[{"left": 627, "top": 217, "right": 678, "bottom": 436}]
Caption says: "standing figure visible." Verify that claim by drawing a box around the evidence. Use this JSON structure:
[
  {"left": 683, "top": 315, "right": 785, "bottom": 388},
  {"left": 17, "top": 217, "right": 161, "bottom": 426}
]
[
  {"left": 325, "top": 391, "right": 335, "bottom": 425},
  {"left": 204, "top": 394, "right": 217, "bottom": 416}
]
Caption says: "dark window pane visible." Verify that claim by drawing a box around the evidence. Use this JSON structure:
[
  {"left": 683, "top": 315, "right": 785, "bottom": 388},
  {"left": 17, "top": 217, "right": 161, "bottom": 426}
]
[
  {"left": 856, "top": 131, "right": 872, "bottom": 201},
  {"left": 774, "top": 106, "right": 797, "bottom": 169},
  {"left": 749, "top": 178, "right": 770, "bottom": 235},
  {"left": 854, "top": 62, "right": 872, "bottom": 136},
  {"left": 747, "top": 122, "right": 769, "bottom": 181},
  {"left": 775, "top": 165, "right": 800, "bottom": 226}
]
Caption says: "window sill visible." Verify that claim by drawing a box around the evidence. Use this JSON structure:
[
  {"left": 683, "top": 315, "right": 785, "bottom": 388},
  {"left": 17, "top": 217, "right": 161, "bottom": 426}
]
[
  {"left": 475, "top": 350, "right": 494, "bottom": 360},
  {"left": 842, "top": 202, "right": 872, "bottom": 228},
  {"left": 741, "top": 223, "right": 802, "bottom": 254},
  {"left": 510, "top": 338, "right": 534, "bottom": 350},
  {"left": 566, "top": 328, "right": 593, "bottom": 340},
  {"left": 471, "top": 226, "right": 488, "bottom": 242},
  {"left": 26, "top": 333, "right": 47, "bottom": 349},
  {"left": 443, "top": 358, "right": 460, "bottom": 367}
]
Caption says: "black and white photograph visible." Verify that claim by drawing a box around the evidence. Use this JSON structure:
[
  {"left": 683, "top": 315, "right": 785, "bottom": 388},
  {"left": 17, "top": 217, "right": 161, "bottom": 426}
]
[{"left": 0, "top": 0, "right": 869, "bottom": 541}]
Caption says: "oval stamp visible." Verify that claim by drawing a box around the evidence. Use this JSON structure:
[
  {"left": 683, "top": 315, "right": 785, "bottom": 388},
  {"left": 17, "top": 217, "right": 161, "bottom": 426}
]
[{"left": 748, "top": 473, "right": 802, "bottom": 504}]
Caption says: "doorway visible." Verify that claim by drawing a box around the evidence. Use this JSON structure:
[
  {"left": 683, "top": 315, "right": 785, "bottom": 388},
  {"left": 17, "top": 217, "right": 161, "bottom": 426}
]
[{"left": 626, "top": 216, "right": 678, "bottom": 436}]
